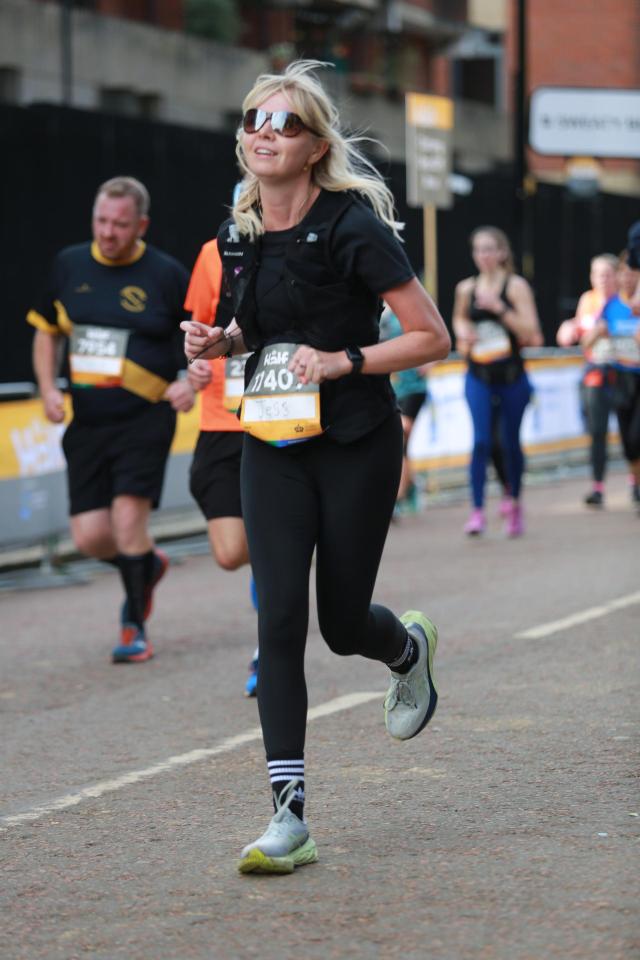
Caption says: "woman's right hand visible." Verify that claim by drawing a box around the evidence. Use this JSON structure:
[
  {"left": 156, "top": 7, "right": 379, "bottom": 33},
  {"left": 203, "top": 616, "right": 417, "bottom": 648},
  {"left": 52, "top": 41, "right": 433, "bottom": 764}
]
[
  {"left": 180, "top": 320, "right": 228, "bottom": 361},
  {"left": 454, "top": 320, "right": 477, "bottom": 357},
  {"left": 556, "top": 318, "right": 578, "bottom": 347}
]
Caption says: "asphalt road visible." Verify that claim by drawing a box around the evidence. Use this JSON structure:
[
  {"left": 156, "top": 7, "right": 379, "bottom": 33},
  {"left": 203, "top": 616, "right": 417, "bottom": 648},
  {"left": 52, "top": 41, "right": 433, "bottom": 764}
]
[{"left": 1, "top": 473, "right": 638, "bottom": 960}]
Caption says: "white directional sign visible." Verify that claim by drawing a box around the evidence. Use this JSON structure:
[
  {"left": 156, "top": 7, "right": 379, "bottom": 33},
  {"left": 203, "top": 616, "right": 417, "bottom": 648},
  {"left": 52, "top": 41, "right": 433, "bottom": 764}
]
[{"left": 530, "top": 87, "right": 640, "bottom": 158}]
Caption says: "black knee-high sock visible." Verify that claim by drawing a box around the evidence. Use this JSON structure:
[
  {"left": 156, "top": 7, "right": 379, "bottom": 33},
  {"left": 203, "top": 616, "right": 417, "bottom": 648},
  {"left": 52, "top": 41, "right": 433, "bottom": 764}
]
[{"left": 118, "top": 552, "right": 153, "bottom": 628}]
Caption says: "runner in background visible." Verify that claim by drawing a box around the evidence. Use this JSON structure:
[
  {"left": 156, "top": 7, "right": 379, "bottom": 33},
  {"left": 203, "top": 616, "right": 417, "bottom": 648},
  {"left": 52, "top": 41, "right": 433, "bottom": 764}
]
[
  {"left": 184, "top": 238, "right": 259, "bottom": 696},
  {"left": 556, "top": 254, "right": 619, "bottom": 508},
  {"left": 610, "top": 250, "right": 640, "bottom": 510},
  {"left": 28, "top": 176, "right": 194, "bottom": 663},
  {"left": 380, "top": 304, "right": 428, "bottom": 515},
  {"left": 453, "top": 226, "right": 542, "bottom": 537}
]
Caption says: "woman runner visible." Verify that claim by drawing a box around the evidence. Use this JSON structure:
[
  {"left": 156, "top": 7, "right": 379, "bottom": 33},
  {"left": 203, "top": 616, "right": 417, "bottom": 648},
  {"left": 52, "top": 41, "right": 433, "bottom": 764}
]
[
  {"left": 181, "top": 60, "right": 450, "bottom": 874},
  {"left": 453, "top": 226, "right": 541, "bottom": 537}
]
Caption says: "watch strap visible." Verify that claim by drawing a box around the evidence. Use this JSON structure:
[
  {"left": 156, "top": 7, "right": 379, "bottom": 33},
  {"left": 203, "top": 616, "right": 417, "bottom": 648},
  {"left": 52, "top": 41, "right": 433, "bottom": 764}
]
[{"left": 345, "top": 345, "right": 364, "bottom": 374}]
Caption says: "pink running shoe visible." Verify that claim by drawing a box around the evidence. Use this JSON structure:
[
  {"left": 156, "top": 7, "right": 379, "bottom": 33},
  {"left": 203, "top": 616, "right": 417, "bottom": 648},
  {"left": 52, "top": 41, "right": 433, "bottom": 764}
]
[
  {"left": 498, "top": 495, "right": 512, "bottom": 518},
  {"left": 464, "top": 508, "right": 485, "bottom": 536},
  {"left": 506, "top": 502, "right": 524, "bottom": 537}
]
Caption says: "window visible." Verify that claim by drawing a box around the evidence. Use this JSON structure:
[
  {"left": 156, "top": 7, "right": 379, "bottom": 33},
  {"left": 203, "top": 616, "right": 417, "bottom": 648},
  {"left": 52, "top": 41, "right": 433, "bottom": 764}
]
[{"left": 453, "top": 57, "right": 496, "bottom": 106}]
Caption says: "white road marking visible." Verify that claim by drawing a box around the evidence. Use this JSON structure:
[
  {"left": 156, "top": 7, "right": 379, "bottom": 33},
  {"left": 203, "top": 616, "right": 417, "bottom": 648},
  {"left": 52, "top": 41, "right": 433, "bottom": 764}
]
[
  {"left": 515, "top": 590, "right": 640, "bottom": 640},
  {"left": 0, "top": 691, "right": 381, "bottom": 830}
]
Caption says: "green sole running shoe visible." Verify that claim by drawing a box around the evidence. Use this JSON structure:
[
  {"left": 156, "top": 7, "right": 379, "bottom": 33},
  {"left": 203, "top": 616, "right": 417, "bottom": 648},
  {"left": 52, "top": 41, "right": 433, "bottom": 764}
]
[
  {"left": 384, "top": 610, "right": 438, "bottom": 740},
  {"left": 238, "top": 779, "right": 318, "bottom": 876},
  {"left": 238, "top": 836, "right": 318, "bottom": 875}
]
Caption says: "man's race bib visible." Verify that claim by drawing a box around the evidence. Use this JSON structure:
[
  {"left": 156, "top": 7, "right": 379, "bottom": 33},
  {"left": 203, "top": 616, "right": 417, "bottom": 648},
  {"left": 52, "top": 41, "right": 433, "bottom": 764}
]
[
  {"left": 69, "top": 325, "right": 129, "bottom": 388},
  {"left": 470, "top": 321, "right": 512, "bottom": 364},
  {"left": 240, "top": 342, "right": 322, "bottom": 445},
  {"left": 223, "top": 354, "right": 249, "bottom": 412}
]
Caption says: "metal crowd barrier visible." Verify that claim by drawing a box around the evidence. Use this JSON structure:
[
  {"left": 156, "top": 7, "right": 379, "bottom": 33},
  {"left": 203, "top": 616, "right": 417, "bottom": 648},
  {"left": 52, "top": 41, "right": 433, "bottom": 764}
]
[
  {"left": 0, "top": 350, "right": 620, "bottom": 586},
  {"left": 0, "top": 380, "right": 200, "bottom": 588}
]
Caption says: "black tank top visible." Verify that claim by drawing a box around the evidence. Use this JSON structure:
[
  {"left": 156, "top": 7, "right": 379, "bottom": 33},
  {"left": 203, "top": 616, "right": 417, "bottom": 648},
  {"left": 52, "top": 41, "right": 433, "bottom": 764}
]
[{"left": 468, "top": 276, "right": 524, "bottom": 385}]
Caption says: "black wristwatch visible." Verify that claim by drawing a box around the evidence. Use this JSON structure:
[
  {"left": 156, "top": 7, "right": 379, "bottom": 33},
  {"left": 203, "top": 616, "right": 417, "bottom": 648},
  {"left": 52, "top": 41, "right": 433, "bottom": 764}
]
[{"left": 345, "top": 345, "right": 364, "bottom": 375}]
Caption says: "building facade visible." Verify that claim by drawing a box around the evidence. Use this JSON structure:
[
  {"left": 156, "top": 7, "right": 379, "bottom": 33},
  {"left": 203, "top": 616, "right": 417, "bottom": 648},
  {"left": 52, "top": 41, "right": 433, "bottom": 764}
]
[{"left": 1, "top": 0, "right": 511, "bottom": 170}]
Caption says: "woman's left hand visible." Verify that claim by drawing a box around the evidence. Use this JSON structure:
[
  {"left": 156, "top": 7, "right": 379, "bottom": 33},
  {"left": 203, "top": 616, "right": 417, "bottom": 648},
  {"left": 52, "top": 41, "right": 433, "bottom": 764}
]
[{"left": 289, "top": 346, "right": 351, "bottom": 384}]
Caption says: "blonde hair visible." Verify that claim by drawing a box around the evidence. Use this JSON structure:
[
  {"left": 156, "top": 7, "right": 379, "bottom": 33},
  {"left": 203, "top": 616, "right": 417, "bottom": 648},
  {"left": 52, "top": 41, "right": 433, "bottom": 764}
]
[
  {"left": 233, "top": 60, "right": 402, "bottom": 241},
  {"left": 94, "top": 176, "right": 150, "bottom": 217},
  {"left": 470, "top": 226, "right": 514, "bottom": 274},
  {"left": 590, "top": 253, "right": 619, "bottom": 271}
]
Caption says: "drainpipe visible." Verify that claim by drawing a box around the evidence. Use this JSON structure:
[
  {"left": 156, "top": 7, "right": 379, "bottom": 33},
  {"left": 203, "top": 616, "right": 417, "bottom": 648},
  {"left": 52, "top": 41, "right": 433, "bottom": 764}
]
[{"left": 61, "top": 0, "right": 73, "bottom": 106}]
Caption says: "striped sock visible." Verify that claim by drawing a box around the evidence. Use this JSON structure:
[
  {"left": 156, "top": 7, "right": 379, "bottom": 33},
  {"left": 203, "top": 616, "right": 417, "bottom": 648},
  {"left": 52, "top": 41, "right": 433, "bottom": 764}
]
[
  {"left": 387, "top": 631, "right": 418, "bottom": 675},
  {"left": 267, "top": 758, "right": 305, "bottom": 821}
]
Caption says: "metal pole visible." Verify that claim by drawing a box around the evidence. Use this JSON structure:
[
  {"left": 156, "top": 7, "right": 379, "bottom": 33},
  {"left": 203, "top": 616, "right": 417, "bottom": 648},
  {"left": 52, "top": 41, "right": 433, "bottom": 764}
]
[
  {"left": 61, "top": 0, "right": 73, "bottom": 106},
  {"left": 423, "top": 205, "right": 438, "bottom": 303},
  {"left": 513, "top": 0, "right": 527, "bottom": 275}
]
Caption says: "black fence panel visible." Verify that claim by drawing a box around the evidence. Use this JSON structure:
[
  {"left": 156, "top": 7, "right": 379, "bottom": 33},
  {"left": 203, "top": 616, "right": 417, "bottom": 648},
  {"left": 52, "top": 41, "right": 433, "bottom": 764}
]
[
  {"left": 2, "top": 103, "right": 239, "bottom": 384},
  {"left": 532, "top": 181, "right": 640, "bottom": 339},
  {"left": 436, "top": 168, "right": 517, "bottom": 332},
  {"left": 3, "top": 102, "right": 640, "bottom": 383}
]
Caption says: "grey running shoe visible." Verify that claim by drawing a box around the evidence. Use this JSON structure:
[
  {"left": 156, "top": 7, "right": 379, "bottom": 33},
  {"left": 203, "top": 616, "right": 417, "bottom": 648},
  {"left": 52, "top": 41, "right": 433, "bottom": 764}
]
[
  {"left": 238, "top": 780, "right": 318, "bottom": 875},
  {"left": 384, "top": 611, "right": 438, "bottom": 741}
]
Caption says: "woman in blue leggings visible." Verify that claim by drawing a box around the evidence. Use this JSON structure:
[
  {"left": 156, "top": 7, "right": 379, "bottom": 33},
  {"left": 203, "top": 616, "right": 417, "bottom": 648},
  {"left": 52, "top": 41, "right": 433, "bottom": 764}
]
[{"left": 453, "top": 226, "right": 542, "bottom": 536}]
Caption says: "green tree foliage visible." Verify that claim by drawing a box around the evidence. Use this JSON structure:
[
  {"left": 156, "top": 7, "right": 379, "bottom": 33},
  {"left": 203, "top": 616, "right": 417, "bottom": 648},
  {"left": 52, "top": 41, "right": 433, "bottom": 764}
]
[{"left": 185, "top": 0, "right": 242, "bottom": 44}]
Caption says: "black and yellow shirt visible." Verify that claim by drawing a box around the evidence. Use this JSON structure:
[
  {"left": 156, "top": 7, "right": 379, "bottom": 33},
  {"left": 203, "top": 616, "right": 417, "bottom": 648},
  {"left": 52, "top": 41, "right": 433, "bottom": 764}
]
[{"left": 27, "top": 241, "right": 189, "bottom": 424}]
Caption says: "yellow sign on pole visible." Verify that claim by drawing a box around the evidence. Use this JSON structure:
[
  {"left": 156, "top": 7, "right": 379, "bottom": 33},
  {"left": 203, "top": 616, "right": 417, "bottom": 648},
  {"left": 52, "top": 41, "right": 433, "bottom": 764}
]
[
  {"left": 405, "top": 93, "right": 454, "bottom": 300},
  {"left": 406, "top": 93, "right": 454, "bottom": 132}
]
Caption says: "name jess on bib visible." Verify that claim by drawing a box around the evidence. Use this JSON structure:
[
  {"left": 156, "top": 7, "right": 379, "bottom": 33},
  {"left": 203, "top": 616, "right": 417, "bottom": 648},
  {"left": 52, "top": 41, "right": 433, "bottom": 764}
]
[{"left": 240, "top": 342, "right": 322, "bottom": 445}]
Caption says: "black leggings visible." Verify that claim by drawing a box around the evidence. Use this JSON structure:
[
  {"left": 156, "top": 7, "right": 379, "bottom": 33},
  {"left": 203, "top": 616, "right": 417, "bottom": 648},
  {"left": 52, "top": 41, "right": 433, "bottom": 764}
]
[
  {"left": 241, "top": 414, "right": 406, "bottom": 759},
  {"left": 615, "top": 372, "right": 640, "bottom": 464},
  {"left": 581, "top": 381, "right": 613, "bottom": 483}
]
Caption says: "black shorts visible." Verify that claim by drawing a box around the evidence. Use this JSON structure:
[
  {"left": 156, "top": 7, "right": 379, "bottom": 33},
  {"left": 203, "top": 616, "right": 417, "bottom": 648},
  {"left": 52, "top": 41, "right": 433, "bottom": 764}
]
[
  {"left": 189, "top": 430, "right": 244, "bottom": 520},
  {"left": 62, "top": 404, "right": 177, "bottom": 516},
  {"left": 398, "top": 391, "right": 427, "bottom": 421}
]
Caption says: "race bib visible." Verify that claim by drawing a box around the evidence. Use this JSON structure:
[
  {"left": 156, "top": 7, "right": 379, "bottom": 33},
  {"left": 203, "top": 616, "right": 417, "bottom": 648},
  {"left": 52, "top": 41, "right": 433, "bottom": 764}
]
[
  {"left": 612, "top": 336, "right": 640, "bottom": 369},
  {"left": 223, "top": 354, "right": 249, "bottom": 412},
  {"left": 69, "top": 325, "right": 129, "bottom": 388},
  {"left": 603, "top": 300, "right": 640, "bottom": 370},
  {"left": 470, "top": 321, "right": 511, "bottom": 364},
  {"left": 590, "top": 336, "right": 616, "bottom": 365},
  {"left": 240, "top": 342, "right": 322, "bottom": 445}
]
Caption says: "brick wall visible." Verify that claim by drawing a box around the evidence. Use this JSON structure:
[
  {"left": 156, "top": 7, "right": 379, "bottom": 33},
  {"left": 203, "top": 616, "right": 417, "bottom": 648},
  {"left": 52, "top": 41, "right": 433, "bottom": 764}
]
[
  {"left": 96, "top": 0, "right": 184, "bottom": 31},
  {"left": 507, "top": 0, "right": 640, "bottom": 185}
]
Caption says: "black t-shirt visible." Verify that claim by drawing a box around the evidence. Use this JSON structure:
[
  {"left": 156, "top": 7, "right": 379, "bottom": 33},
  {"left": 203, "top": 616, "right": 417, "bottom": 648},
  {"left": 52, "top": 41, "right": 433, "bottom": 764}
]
[
  {"left": 28, "top": 241, "right": 189, "bottom": 424},
  {"left": 248, "top": 192, "right": 415, "bottom": 441}
]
